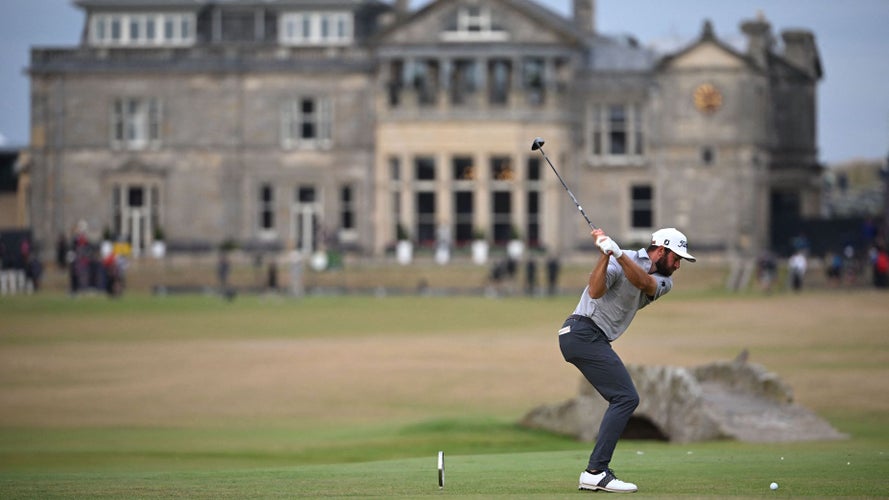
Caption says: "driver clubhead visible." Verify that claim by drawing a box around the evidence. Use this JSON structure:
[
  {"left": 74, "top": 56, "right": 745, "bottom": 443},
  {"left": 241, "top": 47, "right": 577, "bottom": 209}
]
[{"left": 531, "top": 137, "right": 545, "bottom": 151}]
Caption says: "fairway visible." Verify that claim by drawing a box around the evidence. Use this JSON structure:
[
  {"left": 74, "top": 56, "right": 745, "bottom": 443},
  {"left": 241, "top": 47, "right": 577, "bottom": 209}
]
[{"left": 1, "top": 289, "right": 887, "bottom": 497}]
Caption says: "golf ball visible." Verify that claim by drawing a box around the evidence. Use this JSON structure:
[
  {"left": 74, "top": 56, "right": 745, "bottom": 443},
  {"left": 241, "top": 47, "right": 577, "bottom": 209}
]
[{"left": 770, "top": 482, "right": 779, "bottom": 490}]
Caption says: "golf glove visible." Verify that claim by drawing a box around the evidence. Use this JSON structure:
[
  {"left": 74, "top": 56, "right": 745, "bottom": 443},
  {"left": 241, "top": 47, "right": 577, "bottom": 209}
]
[{"left": 596, "top": 236, "right": 623, "bottom": 258}]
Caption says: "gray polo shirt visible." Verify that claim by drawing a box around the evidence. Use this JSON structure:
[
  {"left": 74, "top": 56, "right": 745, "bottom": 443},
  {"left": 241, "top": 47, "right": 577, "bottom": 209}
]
[{"left": 571, "top": 248, "right": 673, "bottom": 341}]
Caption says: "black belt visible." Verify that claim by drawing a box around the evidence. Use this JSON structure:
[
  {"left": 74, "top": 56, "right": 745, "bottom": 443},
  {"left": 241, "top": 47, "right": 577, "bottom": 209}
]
[
  {"left": 566, "top": 314, "right": 610, "bottom": 342},
  {"left": 568, "top": 314, "right": 599, "bottom": 330}
]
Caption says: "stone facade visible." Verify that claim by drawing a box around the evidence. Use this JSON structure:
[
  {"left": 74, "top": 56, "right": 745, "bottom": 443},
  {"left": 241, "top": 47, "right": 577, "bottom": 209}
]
[{"left": 26, "top": 0, "right": 822, "bottom": 259}]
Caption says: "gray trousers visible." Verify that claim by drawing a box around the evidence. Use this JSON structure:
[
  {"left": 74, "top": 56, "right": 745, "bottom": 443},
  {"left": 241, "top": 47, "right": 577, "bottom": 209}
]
[{"left": 559, "top": 315, "right": 639, "bottom": 471}]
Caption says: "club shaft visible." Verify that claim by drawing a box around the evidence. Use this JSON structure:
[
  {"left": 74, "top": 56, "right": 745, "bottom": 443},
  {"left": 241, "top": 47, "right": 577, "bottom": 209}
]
[{"left": 536, "top": 146, "right": 596, "bottom": 230}]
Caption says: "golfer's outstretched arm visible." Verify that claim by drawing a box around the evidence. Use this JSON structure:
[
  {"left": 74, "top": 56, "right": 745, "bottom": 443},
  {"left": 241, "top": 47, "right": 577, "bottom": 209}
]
[
  {"left": 587, "top": 250, "right": 609, "bottom": 299},
  {"left": 616, "top": 254, "right": 657, "bottom": 296},
  {"left": 587, "top": 229, "right": 609, "bottom": 299}
]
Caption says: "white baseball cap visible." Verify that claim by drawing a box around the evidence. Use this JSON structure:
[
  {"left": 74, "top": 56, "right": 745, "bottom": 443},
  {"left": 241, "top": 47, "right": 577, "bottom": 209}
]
[{"left": 651, "top": 228, "right": 696, "bottom": 262}]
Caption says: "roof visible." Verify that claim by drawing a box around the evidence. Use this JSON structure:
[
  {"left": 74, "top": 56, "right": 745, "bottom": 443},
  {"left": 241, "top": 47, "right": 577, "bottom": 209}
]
[
  {"left": 74, "top": 0, "right": 385, "bottom": 9},
  {"left": 374, "top": 0, "right": 585, "bottom": 47},
  {"left": 586, "top": 34, "right": 657, "bottom": 72},
  {"left": 75, "top": 0, "right": 204, "bottom": 8},
  {"left": 655, "top": 20, "right": 758, "bottom": 72}
]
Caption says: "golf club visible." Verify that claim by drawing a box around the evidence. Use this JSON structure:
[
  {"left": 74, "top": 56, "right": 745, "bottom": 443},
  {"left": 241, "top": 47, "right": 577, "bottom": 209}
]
[{"left": 531, "top": 137, "right": 596, "bottom": 230}]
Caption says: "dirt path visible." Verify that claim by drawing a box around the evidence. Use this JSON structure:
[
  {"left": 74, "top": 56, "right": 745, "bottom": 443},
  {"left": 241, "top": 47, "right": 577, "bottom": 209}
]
[{"left": 1, "top": 292, "right": 886, "bottom": 428}]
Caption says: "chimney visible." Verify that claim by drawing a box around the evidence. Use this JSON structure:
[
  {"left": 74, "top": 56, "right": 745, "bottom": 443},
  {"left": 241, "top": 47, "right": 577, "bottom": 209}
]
[
  {"left": 573, "top": 0, "right": 595, "bottom": 35},
  {"left": 781, "top": 30, "right": 822, "bottom": 79},
  {"left": 395, "top": 0, "right": 409, "bottom": 19},
  {"left": 740, "top": 11, "right": 773, "bottom": 69}
]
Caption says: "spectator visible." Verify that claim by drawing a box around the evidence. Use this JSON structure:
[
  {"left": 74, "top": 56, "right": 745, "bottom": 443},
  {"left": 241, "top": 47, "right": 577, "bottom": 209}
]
[
  {"left": 103, "top": 251, "right": 123, "bottom": 297},
  {"left": 825, "top": 250, "right": 843, "bottom": 287},
  {"left": 267, "top": 261, "right": 278, "bottom": 292},
  {"left": 56, "top": 233, "right": 68, "bottom": 270},
  {"left": 872, "top": 242, "right": 889, "bottom": 289},
  {"left": 788, "top": 250, "right": 807, "bottom": 292},
  {"left": 842, "top": 244, "right": 859, "bottom": 286},
  {"left": 525, "top": 258, "right": 537, "bottom": 296},
  {"left": 756, "top": 250, "right": 777, "bottom": 294},
  {"left": 217, "top": 251, "right": 231, "bottom": 292},
  {"left": 547, "top": 255, "right": 560, "bottom": 296},
  {"left": 25, "top": 250, "right": 43, "bottom": 292},
  {"left": 72, "top": 229, "right": 91, "bottom": 292}
]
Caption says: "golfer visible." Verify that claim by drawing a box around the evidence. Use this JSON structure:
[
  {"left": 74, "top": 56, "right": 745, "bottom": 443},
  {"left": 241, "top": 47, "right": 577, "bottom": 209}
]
[{"left": 559, "top": 227, "right": 695, "bottom": 493}]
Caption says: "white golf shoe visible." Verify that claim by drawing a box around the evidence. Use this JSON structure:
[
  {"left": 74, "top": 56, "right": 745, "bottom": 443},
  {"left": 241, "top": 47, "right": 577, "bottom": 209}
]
[{"left": 578, "top": 469, "right": 638, "bottom": 493}]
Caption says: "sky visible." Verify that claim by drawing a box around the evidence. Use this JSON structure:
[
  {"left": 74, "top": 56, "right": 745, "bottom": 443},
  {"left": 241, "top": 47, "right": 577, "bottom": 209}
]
[{"left": 1, "top": 0, "right": 887, "bottom": 164}]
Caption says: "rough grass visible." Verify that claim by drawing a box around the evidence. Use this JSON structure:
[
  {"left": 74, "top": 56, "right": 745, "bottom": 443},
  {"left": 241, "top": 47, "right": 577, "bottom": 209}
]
[{"left": 0, "top": 284, "right": 887, "bottom": 497}]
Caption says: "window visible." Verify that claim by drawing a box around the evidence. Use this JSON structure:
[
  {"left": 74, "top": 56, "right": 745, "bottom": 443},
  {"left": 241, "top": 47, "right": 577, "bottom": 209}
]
[
  {"left": 492, "top": 191, "right": 512, "bottom": 243},
  {"left": 389, "top": 156, "right": 401, "bottom": 181},
  {"left": 112, "top": 97, "right": 162, "bottom": 150},
  {"left": 282, "top": 97, "right": 332, "bottom": 149},
  {"left": 96, "top": 17, "right": 107, "bottom": 41},
  {"left": 450, "top": 59, "right": 478, "bottom": 105},
  {"left": 112, "top": 184, "right": 122, "bottom": 236},
  {"left": 527, "top": 157, "right": 541, "bottom": 181},
  {"left": 180, "top": 16, "right": 191, "bottom": 40},
  {"left": 110, "top": 17, "right": 122, "bottom": 41},
  {"left": 416, "top": 192, "right": 436, "bottom": 245},
  {"left": 453, "top": 155, "right": 475, "bottom": 245},
  {"left": 462, "top": 6, "right": 485, "bottom": 32},
  {"left": 91, "top": 12, "right": 195, "bottom": 47},
  {"left": 701, "top": 146, "right": 715, "bottom": 165},
  {"left": 279, "top": 12, "right": 353, "bottom": 46},
  {"left": 298, "top": 186, "right": 316, "bottom": 203},
  {"left": 491, "top": 156, "right": 513, "bottom": 181},
  {"left": 392, "top": 192, "right": 401, "bottom": 240},
  {"left": 411, "top": 59, "right": 440, "bottom": 106},
  {"left": 164, "top": 16, "right": 175, "bottom": 40},
  {"left": 527, "top": 191, "right": 540, "bottom": 247},
  {"left": 488, "top": 59, "right": 511, "bottom": 106},
  {"left": 340, "top": 185, "right": 355, "bottom": 231},
  {"left": 523, "top": 58, "right": 545, "bottom": 105},
  {"left": 259, "top": 184, "right": 275, "bottom": 231},
  {"left": 414, "top": 157, "right": 436, "bottom": 181},
  {"left": 452, "top": 156, "right": 474, "bottom": 180},
  {"left": 526, "top": 157, "right": 541, "bottom": 247},
  {"left": 588, "top": 103, "right": 645, "bottom": 161},
  {"left": 150, "top": 186, "right": 160, "bottom": 238},
  {"left": 442, "top": 5, "right": 507, "bottom": 41},
  {"left": 454, "top": 191, "right": 474, "bottom": 245},
  {"left": 609, "top": 105, "right": 626, "bottom": 155},
  {"left": 631, "top": 185, "right": 653, "bottom": 229}
]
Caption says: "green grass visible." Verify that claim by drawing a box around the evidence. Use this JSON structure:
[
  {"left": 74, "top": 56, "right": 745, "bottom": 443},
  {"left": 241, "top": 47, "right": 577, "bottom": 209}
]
[
  {"left": 0, "top": 292, "right": 887, "bottom": 498},
  {"left": 0, "top": 418, "right": 580, "bottom": 472},
  {"left": 1, "top": 441, "right": 887, "bottom": 498},
  {"left": 0, "top": 293, "right": 574, "bottom": 343}
]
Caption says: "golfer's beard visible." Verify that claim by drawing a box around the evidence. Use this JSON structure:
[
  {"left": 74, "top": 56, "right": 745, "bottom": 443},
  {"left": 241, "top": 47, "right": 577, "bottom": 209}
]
[{"left": 655, "top": 254, "right": 674, "bottom": 276}]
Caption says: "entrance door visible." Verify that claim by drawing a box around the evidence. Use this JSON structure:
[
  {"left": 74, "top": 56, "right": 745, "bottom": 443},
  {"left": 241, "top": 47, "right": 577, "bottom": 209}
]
[
  {"left": 113, "top": 184, "right": 158, "bottom": 256},
  {"left": 128, "top": 187, "right": 147, "bottom": 256},
  {"left": 291, "top": 186, "right": 321, "bottom": 253}
]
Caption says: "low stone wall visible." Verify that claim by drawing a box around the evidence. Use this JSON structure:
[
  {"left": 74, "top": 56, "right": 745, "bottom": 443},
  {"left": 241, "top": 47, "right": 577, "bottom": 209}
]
[{"left": 520, "top": 354, "right": 847, "bottom": 443}]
